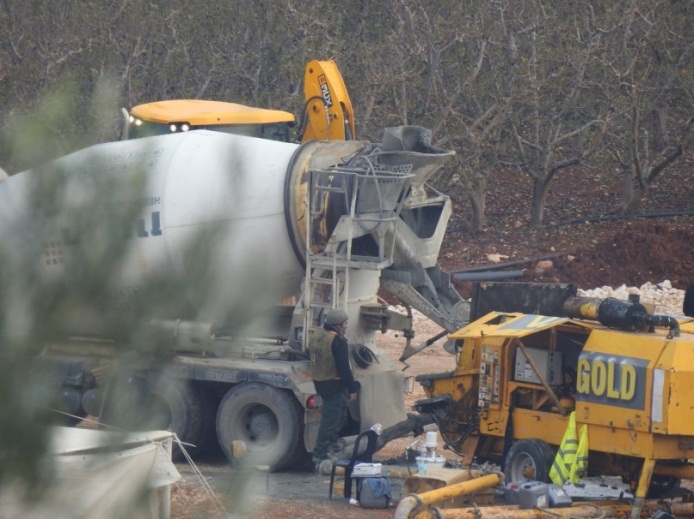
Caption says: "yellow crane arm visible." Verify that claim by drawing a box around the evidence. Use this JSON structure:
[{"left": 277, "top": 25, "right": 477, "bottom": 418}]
[{"left": 299, "top": 60, "right": 356, "bottom": 142}]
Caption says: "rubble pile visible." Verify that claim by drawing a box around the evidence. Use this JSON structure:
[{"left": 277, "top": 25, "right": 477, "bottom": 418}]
[{"left": 578, "top": 280, "right": 685, "bottom": 316}]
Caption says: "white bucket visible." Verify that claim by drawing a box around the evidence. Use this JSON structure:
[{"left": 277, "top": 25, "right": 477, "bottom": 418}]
[{"left": 424, "top": 431, "right": 438, "bottom": 448}]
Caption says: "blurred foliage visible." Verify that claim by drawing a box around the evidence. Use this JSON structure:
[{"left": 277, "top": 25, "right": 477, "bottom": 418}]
[
  {"left": 0, "top": 78, "right": 126, "bottom": 503},
  {"left": 0, "top": 78, "right": 217, "bottom": 514}
]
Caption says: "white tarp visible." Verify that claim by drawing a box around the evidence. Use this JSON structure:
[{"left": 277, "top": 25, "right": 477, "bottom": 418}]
[{"left": 0, "top": 426, "right": 180, "bottom": 519}]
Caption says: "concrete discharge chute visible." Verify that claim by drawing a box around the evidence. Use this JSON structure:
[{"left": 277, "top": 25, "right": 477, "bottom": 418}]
[{"left": 0, "top": 126, "right": 466, "bottom": 470}]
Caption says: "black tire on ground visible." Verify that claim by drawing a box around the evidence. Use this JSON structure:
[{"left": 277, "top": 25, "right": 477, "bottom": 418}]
[
  {"left": 504, "top": 438, "right": 556, "bottom": 484},
  {"left": 216, "top": 382, "right": 304, "bottom": 471},
  {"left": 101, "top": 376, "right": 209, "bottom": 461},
  {"left": 149, "top": 378, "right": 210, "bottom": 461}
]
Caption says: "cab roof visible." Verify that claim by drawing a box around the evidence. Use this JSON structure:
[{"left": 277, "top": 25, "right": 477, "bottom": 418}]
[
  {"left": 449, "top": 311, "right": 596, "bottom": 340},
  {"left": 130, "top": 100, "right": 296, "bottom": 125}
]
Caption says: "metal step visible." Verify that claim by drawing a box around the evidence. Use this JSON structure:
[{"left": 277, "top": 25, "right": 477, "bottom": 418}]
[{"left": 309, "top": 255, "right": 390, "bottom": 270}]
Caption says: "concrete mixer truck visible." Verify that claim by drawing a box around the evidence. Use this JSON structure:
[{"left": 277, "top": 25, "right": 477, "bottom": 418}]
[{"left": 0, "top": 125, "right": 468, "bottom": 470}]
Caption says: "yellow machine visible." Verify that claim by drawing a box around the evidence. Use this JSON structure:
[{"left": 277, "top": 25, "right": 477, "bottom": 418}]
[
  {"left": 126, "top": 100, "right": 296, "bottom": 141},
  {"left": 298, "top": 59, "right": 355, "bottom": 141},
  {"left": 415, "top": 284, "right": 694, "bottom": 518},
  {"left": 123, "top": 59, "right": 355, "bottom": 143}
]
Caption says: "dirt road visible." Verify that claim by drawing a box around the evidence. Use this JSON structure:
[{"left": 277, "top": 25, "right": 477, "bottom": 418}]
[{"left": 173, "top": 460, "right": 405, "bottom": 519}]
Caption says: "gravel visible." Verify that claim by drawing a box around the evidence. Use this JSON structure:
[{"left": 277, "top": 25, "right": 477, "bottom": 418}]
[{"left": 578, "top": 280, "right": 685, "bottom": 316}]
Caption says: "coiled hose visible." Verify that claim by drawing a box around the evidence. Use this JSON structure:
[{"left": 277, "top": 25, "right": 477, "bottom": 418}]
[{"left": 352, "top": 345, "right": 379, "bottom": 368}]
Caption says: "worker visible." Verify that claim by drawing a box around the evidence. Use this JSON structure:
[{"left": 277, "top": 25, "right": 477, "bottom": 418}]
[{"left": 309, "top": 308, "right": 359, "bottom": 470}]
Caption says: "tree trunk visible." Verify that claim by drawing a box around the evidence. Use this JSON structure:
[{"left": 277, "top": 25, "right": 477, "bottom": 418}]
[
  {"left": 468, "top": 173, "right": 488, "bottom": 233},
  {"left": 652, "top": 106, "right": 668, "bottom": 151},
  {"left": 529, "top": 175, "right": 550, "bottom": 228},
  {"left": 619, "top": 185, "right": 647, "bottom": 214},
  {"left": 618, "top": 162, "right": 644, "bottom": 215}
]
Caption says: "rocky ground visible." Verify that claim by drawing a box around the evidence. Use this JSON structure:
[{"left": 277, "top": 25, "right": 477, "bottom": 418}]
[
  {"left": 170, "top": 163, "right": 694, "bottom": 518},
  {"left": 439, "top": 163, "right": 694, "bottom": 296}
]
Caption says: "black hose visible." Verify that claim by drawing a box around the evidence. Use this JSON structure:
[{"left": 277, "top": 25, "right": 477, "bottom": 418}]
[
  {"left": 643, "top": 313, "right": 681, "bottom": 338},
  {"left": 446, "top": 209, "right": 694, "bottom": 237},
  {"left": 542, "top": 209, "right": 694, "bottom": 229},
  {"left": 352, "top": 345, "right": 378, "bottom": 368},
  {"left": 451, "top": 253, "right": 564, "bottom": 274},
  {"left": 452, "top": 269, "right": 525, "bottom": 281}
]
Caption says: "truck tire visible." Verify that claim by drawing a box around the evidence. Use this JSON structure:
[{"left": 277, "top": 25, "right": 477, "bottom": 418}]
[
  {"left": 504, "top": 438, "right": 555, "bottom": 484},
  {"left": 216, "top": 382, "right": 304, "bottom": 471},
  {"left": 149, "top": 378, "right": 209, "bottom": 461},
  {"left": 101, "top": 376, "right": 209, "bottom": 461}
]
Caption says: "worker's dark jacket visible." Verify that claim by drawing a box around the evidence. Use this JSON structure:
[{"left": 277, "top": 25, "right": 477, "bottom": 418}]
[{"left": 309, "top": 323, "right": 358, "bottom": 396}]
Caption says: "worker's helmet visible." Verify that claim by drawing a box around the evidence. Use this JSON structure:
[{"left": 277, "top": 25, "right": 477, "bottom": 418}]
[{"left": 325, "top": 309, "right": 349, "bottom": 325}]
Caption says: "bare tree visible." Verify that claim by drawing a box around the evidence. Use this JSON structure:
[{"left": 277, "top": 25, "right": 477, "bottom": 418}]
[
  {"left": 598, "top": 1, "right": 694, "bottom": 214},
  {"left": 2, "top": 0, "right": 692, "bottom": 230},
  {"left": 498, "top": 1, "right": 606, "bottom": 228}
]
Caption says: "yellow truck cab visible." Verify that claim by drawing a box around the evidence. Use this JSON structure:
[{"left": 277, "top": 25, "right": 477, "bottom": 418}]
[{"left": 125, "top": 99, "right": 296, "bottom": 142}]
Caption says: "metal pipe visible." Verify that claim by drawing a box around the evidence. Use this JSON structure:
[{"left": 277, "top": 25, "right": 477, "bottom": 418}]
[
  {"left": 645, "top": 313, "right": 681, "bottom": 338},
  {"left": 399, "top": 328, "right": 449, "bottom": 363},
  {"left": 161, "top": 435, "right": 173, "bottom": 519},
  {"left": 414, "top": 500, "right": 694, "bottom": 518},
  {"left": 394, "top": 473, "right": 501, "bottom": 519},
  {"left": 654, "top": 462, "right": 694, "bottom": 480},
  {"left": 563, "top": 296, "right": 681, "bottom": 337},
  {"left": 452, "top": 270, "right": 525, "bottom": 281},
  {"left": 394, "top": 495, "right": 424, "bottom": 519},
  {"left": 450, "top": 253, "right": 563, "bottom": 273}
]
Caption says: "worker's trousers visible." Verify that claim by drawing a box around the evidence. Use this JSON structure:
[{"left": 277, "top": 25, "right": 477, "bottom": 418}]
[{"left": 312, "top": 389, "right": 348, "bottom": 461}]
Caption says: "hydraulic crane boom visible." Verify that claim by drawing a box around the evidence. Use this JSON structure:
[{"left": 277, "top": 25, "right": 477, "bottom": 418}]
[{"left": 299, "top": 59, "right": 356, "bottom": 142}]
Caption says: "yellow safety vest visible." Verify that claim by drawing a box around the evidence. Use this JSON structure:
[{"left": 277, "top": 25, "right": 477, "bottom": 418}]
[
  {"left": 549, "top": 412, "right": 578, "bottom": 485},
  {"left": 570, "top": 424, "right": 589, "bottom": 482}
]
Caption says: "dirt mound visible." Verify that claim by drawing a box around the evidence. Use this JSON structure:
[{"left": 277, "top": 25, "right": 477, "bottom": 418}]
[
  {"left": 524, "top": 221, "right": 694, "bottom": 290},
  {"left": 441, "top": 159, "right": 694, "bottom": 294}
]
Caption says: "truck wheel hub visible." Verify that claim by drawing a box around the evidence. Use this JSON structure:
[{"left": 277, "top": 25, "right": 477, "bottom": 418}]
[{"left": 243, "top": 407, "right": 277, "bottom": 443}]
